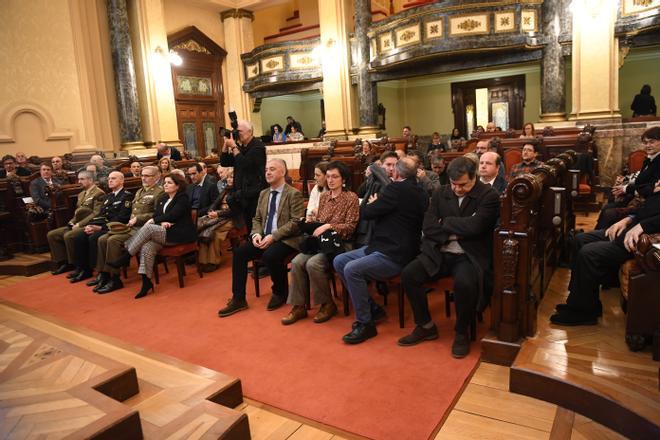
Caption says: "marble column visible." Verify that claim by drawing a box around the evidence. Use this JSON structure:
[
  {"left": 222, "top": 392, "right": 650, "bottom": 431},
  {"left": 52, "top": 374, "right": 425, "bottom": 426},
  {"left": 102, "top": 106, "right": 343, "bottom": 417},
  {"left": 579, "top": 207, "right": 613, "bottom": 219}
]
[
  {"left": 569, "top": 0, "right": 620, "bottom": 120},
  {"left": 107, "top": 0, "right": 143, "bottom": 147},
  {"left": 355, "top": 0, "right": 380, "bottom": 136},
  {"left": 221, "top": 9, "right": 261, "bottom": 133},
  {"left": 540, "top": 0, "right": 566, "bottom": 122},
  {"left": 319, "top": 0, "right": 355, "bottom": 140}
]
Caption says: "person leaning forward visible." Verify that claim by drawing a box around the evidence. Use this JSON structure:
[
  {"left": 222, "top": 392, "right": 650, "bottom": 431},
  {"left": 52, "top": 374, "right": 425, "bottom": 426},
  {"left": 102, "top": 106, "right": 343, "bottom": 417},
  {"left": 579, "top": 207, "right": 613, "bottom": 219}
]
[
  {"left": 91, "top": 166, "right": 163, "bottom": 294},
  {"left": 218, "top": 158, "right": 304, "bottom": 317},
  {"left": 48, "top": 171, "right": 105, "bottom": 275},
  {"left": 70, "top": 171, "right": 132, "bottom": 283}
]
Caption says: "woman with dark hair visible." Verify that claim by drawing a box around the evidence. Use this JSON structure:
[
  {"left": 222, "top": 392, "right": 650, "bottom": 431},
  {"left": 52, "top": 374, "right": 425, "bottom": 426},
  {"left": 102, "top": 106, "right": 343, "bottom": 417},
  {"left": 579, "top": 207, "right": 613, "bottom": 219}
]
[
  {"left": 109, "top": 173, "right": 197, "bottom": 298},
  {"left": 281, "top": 160, "right": 359, "bottom": 325},
  {"left": 271, "top": 124, "right": 286, "bottom": 143},
  {"left": 631, "top": 84, "right": 657, "bottom": 117},
  {"left": 520, "top": 122, "right": 535, "bottom": 138}
]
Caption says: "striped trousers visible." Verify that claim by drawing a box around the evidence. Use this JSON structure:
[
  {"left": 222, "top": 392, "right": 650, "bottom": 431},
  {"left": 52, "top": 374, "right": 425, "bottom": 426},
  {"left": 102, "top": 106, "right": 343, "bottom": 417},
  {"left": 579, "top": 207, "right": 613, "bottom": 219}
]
[{"left": 126, "top": 223, "right": 166, "bottom": 279}]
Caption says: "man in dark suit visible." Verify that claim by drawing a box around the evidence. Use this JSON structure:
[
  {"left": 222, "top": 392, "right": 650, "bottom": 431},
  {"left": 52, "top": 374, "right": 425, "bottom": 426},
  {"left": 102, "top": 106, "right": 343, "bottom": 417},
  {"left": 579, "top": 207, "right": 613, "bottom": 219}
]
[
  {"left": 333, "top": 157, "right": 428, "bottom": 344},
  {"left": 400, "top": 156, "right": 500, "bottom": 358},
  {"left": 611, "top": 127, "right": 660, "bottom": 200},
  {"left": 30, "top": 162, "right": 64, "bottom": 211},
  {"left": 479, "top": 151, "right": 507, "bottom": 195},
  {"left": 218, "top": 158, "right": 304, "bottom": 317},
  {"left": 0, "top": 155, "right": 32, "bottom": 178},
  {"left": 156, "top": 143, "right": 182, "bottom": 161},
  {"left": 552, "top": 179, "right": 660, "bottom": 326},
  {"left": 220, "top": 120, "right": 267, "bottom": 232},
  {"left": 187, "top": 163, "right": 219, "bottom": 217},
  {"left": 70, "top": 171, "right": 132, "bottom": 283}
]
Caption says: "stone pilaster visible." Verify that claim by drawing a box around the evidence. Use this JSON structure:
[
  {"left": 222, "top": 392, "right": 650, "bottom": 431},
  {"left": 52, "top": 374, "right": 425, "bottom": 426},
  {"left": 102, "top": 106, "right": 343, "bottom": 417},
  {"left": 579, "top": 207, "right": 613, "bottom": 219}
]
[
  {"left": 221, "top": 9, "right": 259, "bottom": 131},
  {"left": 355, "top": 0, "right": 380, "bottom": 137},
  {"left": 569, "top": 0, "right": 620, "bottom": 120},
  {"left": 106, "top": 0, "right": 143, "bottom": 147},
  {"left": 540, "top": 0, "right": 566, "bottom": 122},
  {"left": 319, "top": 0, "right": 355, "bottom": 140}
]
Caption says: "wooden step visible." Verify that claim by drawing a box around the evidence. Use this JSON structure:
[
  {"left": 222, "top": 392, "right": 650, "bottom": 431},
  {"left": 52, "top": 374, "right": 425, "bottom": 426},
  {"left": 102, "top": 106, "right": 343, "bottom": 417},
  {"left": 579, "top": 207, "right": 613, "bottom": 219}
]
[
  {"left": 0, "top": 253, "right": 51, "bottom": 276},
  {"left": 510, "top": 339, "right": 660, "bottom": 439}
]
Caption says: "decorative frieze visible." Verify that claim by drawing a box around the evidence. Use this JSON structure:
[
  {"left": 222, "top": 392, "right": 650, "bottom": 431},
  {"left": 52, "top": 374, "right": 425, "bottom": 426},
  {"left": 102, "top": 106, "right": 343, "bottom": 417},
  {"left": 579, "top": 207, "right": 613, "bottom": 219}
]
[
  {"left": 521, "top": 9, "right": 538, "bottom": 32},
  {"left": 425, "top": 19, "right": 444, "bottom": 40},
  {"left": 396, "top": 24, "right": 421, "bottom": 47},
  {"left": 450, "top": 14, "right": 489, "bottom": 36},
  {"left": 621, "top": 0, "right": 659, "bottom": 16},
  {"left": 495, "top": 12, "right": 516, "bottom": 33}
]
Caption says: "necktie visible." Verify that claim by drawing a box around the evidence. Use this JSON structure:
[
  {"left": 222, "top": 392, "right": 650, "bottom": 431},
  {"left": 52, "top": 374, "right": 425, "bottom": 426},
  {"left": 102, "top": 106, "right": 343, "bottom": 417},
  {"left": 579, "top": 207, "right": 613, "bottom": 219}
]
[{"left": 264, "top": 191, "right": 278, "bottom": 235}]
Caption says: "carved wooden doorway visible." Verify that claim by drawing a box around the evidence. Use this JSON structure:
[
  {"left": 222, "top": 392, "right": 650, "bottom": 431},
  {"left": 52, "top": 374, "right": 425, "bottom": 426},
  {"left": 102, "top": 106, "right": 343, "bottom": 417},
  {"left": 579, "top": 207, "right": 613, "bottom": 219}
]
[
  {"left": 168, "top": 27, "right": 227, "bottom": 158},
  {"left": 451, "top": 75, "right": 525, "bottom": 137}
]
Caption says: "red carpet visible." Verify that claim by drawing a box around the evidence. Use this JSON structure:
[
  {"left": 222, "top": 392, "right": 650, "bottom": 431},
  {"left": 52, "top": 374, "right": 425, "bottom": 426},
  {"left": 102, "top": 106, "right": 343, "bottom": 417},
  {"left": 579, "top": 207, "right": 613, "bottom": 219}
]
[{"left": 0, "top": 263, "right": 483, "bottom": 439}]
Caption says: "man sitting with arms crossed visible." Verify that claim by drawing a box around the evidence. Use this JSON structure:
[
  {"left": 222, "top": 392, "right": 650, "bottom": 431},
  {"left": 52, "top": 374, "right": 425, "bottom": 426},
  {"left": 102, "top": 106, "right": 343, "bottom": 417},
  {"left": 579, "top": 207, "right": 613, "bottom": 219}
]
[
  {"left": 333, "top": 157, "right": 428, "bottom": 344},
  {"left": 510, "top": 140, "right": 543, "bottom": 179},
  {"left": 400, "top": 156, "right": 500, "bottom": 358},
  {"left": 218, "top": 158, "right": 304, "bottom": 317},
  {"left": 552, "top": 179, "right": 660, "bottom": 325},
  {"left": 91, "top": 166, "right": 163, "bottom": 293},
  {"left": 48, "top": 171, "right": 105, "bottom": 275},
  {"left": 479, "top": 151, "right": 507, "bottom": 195}
]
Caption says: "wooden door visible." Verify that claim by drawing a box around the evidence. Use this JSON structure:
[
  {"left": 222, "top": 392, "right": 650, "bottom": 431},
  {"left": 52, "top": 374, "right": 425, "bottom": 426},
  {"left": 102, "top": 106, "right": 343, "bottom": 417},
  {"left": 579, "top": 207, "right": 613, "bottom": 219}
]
[{"left": 177, "top": 104, "right": 219, "bottom": 158}]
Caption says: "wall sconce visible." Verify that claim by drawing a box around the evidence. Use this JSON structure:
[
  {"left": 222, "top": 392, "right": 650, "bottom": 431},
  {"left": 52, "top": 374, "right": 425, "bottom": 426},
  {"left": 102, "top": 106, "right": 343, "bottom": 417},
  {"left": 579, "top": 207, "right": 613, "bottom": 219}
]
[{"left": 155, "top": 45, "right": 183, "bottom": 66}]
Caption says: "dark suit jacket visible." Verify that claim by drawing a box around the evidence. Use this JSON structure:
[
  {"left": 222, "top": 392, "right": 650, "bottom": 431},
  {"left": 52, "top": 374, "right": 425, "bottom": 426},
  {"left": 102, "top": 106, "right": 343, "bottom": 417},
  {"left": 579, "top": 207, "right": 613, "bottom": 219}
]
[
  {"left": 156, "top": 147, "right": 182, "bottom": 161},
  {"left": 97, "top": 188, "right": 133, "bottom": 225},
  {"left": 634, "top": 189, "right": 660, "bottom": 234},
  {"left": 363, "top": 178, "right": 428, "bottom": 266},
  {"left": 626, "top": 155, "right": 660, "bottom": 198},
  {"left": 418, "top": 181, "right": 501, "bottom": 308},
  {"left": 153, "top": 191, "right": 197, "bottom": 243},
  {"left": 489, "top": 175, "right": 508, "bottom": 195},
  {"left": 0, "top": 167, "right": 31, "bottom": 178},
  {"left": 220, "top": 137, "right": 267, "bottom": 204},
  {"left": 29, "top": 177, "right": 64, "bottom": 210},
  {"left": 186, "top": 175, "right": 219, "bottom": 217}
]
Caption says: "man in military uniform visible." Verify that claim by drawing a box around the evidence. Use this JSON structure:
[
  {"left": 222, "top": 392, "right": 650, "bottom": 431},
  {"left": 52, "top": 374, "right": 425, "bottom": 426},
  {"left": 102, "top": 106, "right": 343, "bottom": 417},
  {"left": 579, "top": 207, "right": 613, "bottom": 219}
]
[
  {"left": 70, "top": 171, "right": 133, "bottom": 283},
  {"left": 48, "top": 171, "right": 105, "bottom": 275},
  {"left": 92, "top": 166, "right": 163, "bottom": 293}
]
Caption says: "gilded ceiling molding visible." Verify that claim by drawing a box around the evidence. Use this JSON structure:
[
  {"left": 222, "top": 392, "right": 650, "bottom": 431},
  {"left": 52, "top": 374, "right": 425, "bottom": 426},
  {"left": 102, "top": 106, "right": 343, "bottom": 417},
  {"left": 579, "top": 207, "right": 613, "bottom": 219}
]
[
  {"left": 220, "top": 8, "right": 254, "bottom": 22},
  {"left": 172, "top": 40, "right": 212, "bottom": 55}
]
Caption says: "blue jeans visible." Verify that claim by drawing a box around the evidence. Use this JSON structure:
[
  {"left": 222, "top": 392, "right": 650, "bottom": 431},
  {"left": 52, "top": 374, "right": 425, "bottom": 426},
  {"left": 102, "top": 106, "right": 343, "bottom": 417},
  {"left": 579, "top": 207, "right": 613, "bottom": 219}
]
[{"left": 333, "top": 246, "right": 402, "bottom": 323}]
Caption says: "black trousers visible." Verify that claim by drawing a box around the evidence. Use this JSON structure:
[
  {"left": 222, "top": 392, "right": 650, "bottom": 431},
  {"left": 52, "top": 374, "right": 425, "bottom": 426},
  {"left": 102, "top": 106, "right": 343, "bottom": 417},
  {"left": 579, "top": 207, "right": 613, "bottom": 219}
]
[
  {"left": 401, "top": 253, "right": 479, "bottom": 334},
  {"left": 241, "top": 197, "right": 259, "bottom": 236},
  {"left": 231, "top": 240, "right": 296, "bottom": 301},
  {"left": 73, "top": 230, "right": 105, "bottom": 271},
  {"left": 566, "top": 230, "right": 633, "bottom": 313},
  {"left": 595, "top": 200, "right": 630, "bottom": 230}
]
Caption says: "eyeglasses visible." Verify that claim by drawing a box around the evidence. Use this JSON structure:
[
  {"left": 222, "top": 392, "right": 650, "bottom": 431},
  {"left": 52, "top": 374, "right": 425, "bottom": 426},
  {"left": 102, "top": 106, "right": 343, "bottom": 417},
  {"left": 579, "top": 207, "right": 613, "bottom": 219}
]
[{"left": 141, "top": 174, "right": 156, "bottom": 178}]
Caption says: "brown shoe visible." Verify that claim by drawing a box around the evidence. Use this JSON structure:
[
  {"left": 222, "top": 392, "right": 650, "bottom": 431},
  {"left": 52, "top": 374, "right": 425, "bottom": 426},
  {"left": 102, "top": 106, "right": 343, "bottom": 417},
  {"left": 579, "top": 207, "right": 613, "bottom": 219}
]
[
  {"left": 281, "top": 305, "right": 307, "bottom": 325},
  {"left": 313, "top": 302, "right": 337, "bottom": 324}
]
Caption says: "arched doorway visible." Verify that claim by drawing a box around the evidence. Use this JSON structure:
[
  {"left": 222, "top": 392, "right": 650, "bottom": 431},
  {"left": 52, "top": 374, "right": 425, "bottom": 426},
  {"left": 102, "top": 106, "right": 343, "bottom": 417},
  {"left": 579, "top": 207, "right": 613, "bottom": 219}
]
[{"left": 168, "top": 26, "right": 226, "bottom": 158}]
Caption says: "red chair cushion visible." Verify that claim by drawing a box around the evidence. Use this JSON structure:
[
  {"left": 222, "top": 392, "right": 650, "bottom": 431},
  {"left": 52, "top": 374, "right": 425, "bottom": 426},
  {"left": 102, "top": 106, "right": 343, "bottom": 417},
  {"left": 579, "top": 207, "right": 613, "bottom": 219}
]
[
  {"left": 578, "top": 183, "right": 591, "bottom": 195},
  {"left": 159, "top": 242, "right": 198, "bottom": 256}
]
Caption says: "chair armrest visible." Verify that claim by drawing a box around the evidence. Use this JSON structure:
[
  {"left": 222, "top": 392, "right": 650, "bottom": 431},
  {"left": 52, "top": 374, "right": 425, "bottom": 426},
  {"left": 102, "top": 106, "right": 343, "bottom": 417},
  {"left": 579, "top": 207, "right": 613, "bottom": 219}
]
[{"left": 635, "top": 233, "right": 660, "bottom": 272}]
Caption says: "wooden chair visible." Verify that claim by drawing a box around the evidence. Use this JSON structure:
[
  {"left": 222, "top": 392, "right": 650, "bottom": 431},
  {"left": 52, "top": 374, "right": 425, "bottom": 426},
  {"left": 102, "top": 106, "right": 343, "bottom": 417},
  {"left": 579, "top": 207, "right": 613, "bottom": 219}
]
[
  {"left": 250, "top": 252, "right": 297, "bottom": 298},
  {"left": 503, "top": 149, "right": 522, "bottom": 177},
  {"left": 627, "top": 149, "right": 647, "bottom": 174},
  {"left": 153, "top": 242, "right": 202, "bottom": 288}
]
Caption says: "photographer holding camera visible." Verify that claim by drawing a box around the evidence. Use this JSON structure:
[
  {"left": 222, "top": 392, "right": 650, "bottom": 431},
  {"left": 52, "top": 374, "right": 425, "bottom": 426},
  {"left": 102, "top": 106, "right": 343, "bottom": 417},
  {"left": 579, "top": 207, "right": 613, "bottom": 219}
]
[{"left": 220, "top": 117, "right": 267, "bottom": 232}]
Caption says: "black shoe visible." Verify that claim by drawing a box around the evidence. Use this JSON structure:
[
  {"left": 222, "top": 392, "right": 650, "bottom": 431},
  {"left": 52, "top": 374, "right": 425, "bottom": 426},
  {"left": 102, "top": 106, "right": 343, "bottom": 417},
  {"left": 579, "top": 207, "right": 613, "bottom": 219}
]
[
  {"left": 342, "top": 321, "right": 377, "bottom": 344},
  {"left": 96, "top": 277, "right": 124, "bottom": 294},
  {"left": 556, "top": 302, "right": 603, "bottom": 317},
  {"left": 66, "top": 269, "right": 82, "bottom": 279},
  {"left": 134, "top": 275, "right": 154, "bottom": 299},
  {"left": 451, "top": 333, "right": 470, "bottom": 359},
  {"left": 218, "top": 298, "right": 248, "bottom": 317},
  {"left": 550, "top": 309, "right": 598, "bottom": 326},
  {"left": 51, "top": 263, "right": 74, "bottom": 275},
  {"left": 398, "top": 324, "right": 439, "bottom": 346},
  {"left": 87, "top": 272, "right": 108, "bottom": 287},
  {"left": 70, "top": 271, "right": 93, "bottom": 283},
  {"left": 108, "top": 251, "right": 131, "bottom": 269},
  {"left": 371, "top": 305, "right": 387, "bottom": 323},
  {"left": 266, "top": 295, "right": 286, "bottom": 311}
]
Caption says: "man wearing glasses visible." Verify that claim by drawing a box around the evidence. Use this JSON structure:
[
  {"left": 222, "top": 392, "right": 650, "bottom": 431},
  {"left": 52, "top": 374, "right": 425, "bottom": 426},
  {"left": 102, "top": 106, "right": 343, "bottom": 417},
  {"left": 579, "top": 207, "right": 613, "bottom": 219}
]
[
  {"left": 48, "top": 171, "right": 106, "bottom": 275},
  {"left": 91, "top": 166, "right": 164, "bottom": 294}
]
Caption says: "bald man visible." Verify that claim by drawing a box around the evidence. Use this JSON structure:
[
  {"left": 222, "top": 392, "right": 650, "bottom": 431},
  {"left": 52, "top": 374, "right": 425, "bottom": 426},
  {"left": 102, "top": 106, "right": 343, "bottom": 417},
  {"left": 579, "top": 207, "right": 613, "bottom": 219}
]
[
  {"left": 479, "top": 151, "right": 507, "bottom": 195},
  {"left": 220, "top": 119, "right": 267, "bottom": 232},
  {"left": 70, "top": 171, "right": 133, "bottom": 283}
]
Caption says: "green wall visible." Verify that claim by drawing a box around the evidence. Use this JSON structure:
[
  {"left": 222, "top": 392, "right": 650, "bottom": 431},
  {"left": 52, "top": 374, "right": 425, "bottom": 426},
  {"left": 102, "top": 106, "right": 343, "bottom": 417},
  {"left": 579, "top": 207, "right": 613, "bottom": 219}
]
[
  {"left": 376, "top": 63, "right": 542, "bottom": 137},
  {"left": 260, "top": 92, "right": 323, "bottom": 137},
  {"left": 619, "top": 47, "right": 660, "bottom": 117}
]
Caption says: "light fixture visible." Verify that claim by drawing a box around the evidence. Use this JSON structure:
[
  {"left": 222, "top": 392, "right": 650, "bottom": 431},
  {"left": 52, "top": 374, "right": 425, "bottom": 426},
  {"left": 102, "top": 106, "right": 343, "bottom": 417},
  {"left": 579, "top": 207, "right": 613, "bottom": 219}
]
[{"left": 155, "top": 45, "right": 182, "bottom": 66}]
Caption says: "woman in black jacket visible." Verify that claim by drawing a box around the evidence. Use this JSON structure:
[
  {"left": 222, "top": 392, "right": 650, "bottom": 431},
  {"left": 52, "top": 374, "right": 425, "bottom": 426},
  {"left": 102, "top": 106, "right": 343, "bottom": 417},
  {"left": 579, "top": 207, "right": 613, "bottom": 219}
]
[
  {"left": 631, "top": 84, "right": 657, "bottom": 117},
  {"left": 110, "top": 173, "right": 197, "bottom": 298}
]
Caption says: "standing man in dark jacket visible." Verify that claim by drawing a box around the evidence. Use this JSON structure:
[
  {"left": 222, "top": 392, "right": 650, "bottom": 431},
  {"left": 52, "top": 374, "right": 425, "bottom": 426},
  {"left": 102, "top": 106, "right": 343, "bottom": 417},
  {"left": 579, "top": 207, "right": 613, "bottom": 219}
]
[
  {"left": 333, "top": 157, "right": 428, "bottom": 344},
  {"left": 400, "top": 156, "right": 500, "bottom": 358},
  {"left": 187, "top": 163, "right": 219, "bottom": 218},
  {"left": 220, "top": 120, "right": 267, "bottom": 232}
]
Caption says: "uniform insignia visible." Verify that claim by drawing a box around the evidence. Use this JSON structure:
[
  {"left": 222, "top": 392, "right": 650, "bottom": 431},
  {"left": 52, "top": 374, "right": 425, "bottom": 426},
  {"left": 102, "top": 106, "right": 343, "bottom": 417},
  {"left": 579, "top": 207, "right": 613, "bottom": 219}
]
[
  {"left": 125, "top": 201, "right": 131, "bottom": 207},
  {"left": 113, "top": 201, "right": 121, "bottom": 205}
]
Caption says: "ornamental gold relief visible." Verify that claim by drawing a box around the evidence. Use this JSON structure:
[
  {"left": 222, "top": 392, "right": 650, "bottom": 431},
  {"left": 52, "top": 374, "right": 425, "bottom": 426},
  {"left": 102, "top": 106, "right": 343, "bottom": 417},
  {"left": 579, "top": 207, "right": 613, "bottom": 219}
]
[
  {"left": 494, "top": 12, "right": 515, "bottom": 33},
  {"left": 396, "top": 24, "right": 421, "bottom": 47},
  {"left": 379, "top": 32, "right": 393, "bottom": 53},
  {"left": 261, "top": 56, "right": 284, "bottom": 73},
  {"left": 246, "top": 63, "right": 259, "bottom": 79},
  {"left": 425, "top": 20, "right": 443, "bottom": 40},
  {"left": 622, "top": 0, "right": 659, "bottom": 16},
  {"left": 521, "top": 10, "right": 538, "bottom": 32},
  {"left": 289, "top": 52, "right": 319, "bottom": 69},
  {"left": 172, "top": 39, "right": 212, "bottom": 55},
  {"left": 449, "top": 14, "right": 489, "bottom": 36}
]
